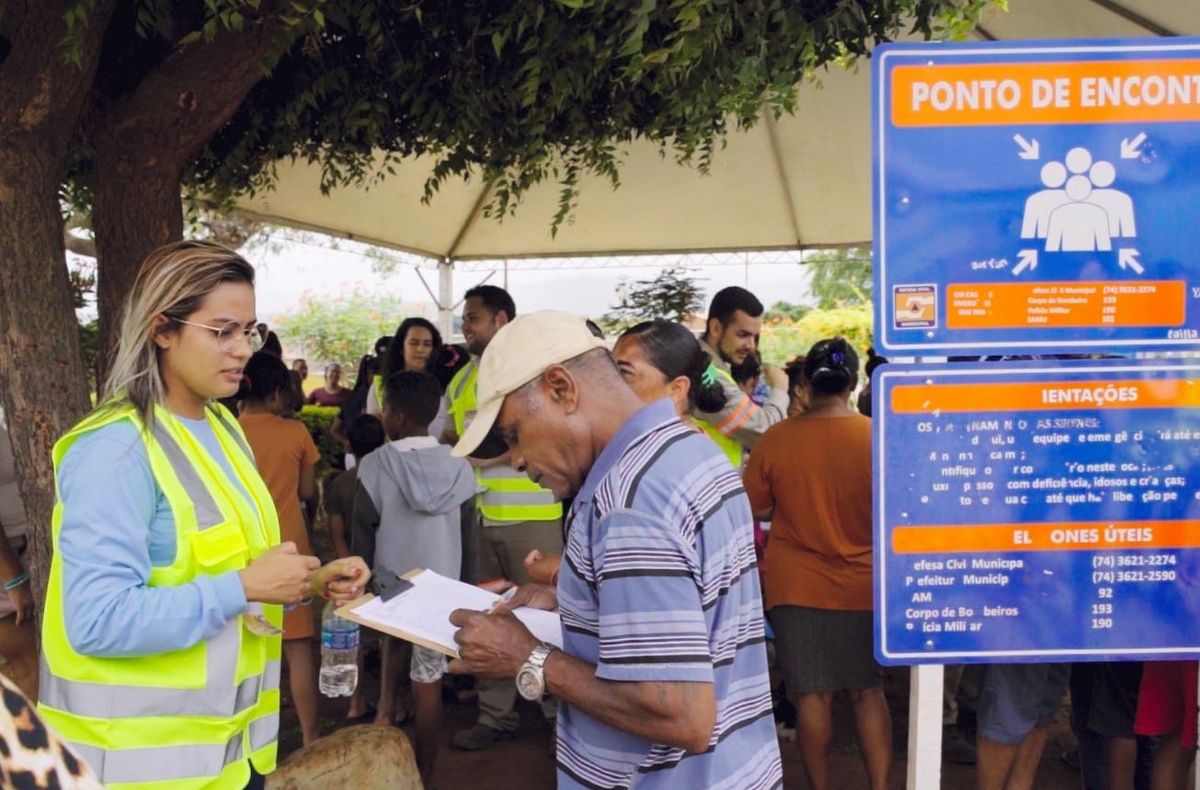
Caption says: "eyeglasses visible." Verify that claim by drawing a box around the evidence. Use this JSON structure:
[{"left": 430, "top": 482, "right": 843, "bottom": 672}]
[{"left": 176, "top": 319, "right": 262, "bottom": 353}]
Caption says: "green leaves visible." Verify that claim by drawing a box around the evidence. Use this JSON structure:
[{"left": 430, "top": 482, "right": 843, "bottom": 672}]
[
  {"left": 190, "top": 0, "right": 995, "bottom": 234},
  {"left": 806, "top": 248, "right": 873, "bottom": 310},
  {"left": 273, "top": 288, "right": 408, "bottom": 365},
  {"left": 603, "top": 265, "right": 706, "bottom": 330},
  {"left": 60, "top": 0, "right": 99, "bottom": 65}
]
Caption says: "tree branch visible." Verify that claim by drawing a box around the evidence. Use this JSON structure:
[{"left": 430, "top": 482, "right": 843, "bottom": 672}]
[
  {"left": 0, "top": 1, "right": 119, "bottom": 173},
  {"left": 64, "top": 230, "right": 97, "bottom": 258},
  {"left": 95, "top": 4, "right": 296, "bottom": 174}
]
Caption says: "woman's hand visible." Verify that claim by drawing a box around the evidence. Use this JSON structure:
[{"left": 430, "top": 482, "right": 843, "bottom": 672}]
[
  {"left": 238, "top": 542, "right": 320, "bottom": 605},
  {"left": 310, "top": 556, "right": 371, "bottom": 604}
]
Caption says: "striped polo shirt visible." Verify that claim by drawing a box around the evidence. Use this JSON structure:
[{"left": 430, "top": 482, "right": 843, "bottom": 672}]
[{"left": 555, "top": 399, "right": 782, "bottom": 789}]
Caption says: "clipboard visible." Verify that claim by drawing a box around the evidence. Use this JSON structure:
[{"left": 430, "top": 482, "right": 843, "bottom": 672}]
[
  {"left": 336, "top": 568, "right": 563, "bottom": 659},
  {"left": 336, "top": 569, "right": 456, "bottom": 657}
]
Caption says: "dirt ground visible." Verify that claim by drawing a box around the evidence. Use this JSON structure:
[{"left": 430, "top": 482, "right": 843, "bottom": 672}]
[{"left": 278, "top": 660, "right": 1084, "bottom": 789}]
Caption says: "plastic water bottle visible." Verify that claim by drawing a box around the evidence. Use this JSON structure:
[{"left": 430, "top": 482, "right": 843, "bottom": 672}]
[{"left": 319, "top": 600, "right": 359, "bottom": 697}]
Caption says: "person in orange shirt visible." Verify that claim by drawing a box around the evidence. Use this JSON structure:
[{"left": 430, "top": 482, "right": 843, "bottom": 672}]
[
  {"left": 744, "top": 337, "right": 891, "bottom": 790},
  {"left": 238, "top": 352, "right": 323, "bottom": 746}
]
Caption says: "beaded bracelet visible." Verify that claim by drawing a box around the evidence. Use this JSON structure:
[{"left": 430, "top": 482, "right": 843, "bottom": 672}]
[{"left": 3, "top": 571, "right": 29, "bottom": 591}]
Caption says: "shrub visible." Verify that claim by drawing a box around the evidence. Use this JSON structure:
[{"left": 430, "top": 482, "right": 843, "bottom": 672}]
[{"left": 297, "top": 405, "right": 342, "bottom": 478}]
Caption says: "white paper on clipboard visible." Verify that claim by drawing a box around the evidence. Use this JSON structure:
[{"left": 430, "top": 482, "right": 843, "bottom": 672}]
[{"left": 341, "top": 569, "right": 563, "bottom": 658}]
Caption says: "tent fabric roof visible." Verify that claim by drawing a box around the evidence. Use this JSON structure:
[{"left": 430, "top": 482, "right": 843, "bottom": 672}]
[{"left": 232, "top": 0, "right": 1198, "bottom": 260}]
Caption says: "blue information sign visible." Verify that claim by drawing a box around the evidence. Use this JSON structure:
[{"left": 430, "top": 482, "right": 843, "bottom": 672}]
[
  {"left": 874, "top": 359, "right": 1200, "bottom": 664},
  {"left": 873, "top": 38, "right": 1200, "bottom": 355}
]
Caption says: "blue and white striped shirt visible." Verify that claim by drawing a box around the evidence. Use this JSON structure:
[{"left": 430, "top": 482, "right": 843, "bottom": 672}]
[{"left": 555, "top": 400, "right": 782, "bottom": 789}]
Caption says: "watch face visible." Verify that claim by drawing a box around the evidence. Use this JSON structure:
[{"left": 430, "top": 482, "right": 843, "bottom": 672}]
[{"left": 516, "top": 666, "right": 543, "bottom": 701}]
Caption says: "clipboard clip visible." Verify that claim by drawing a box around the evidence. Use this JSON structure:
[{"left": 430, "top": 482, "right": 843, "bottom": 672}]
[{"left": 374, "top": 568, "right": 414, "bottom": 602}]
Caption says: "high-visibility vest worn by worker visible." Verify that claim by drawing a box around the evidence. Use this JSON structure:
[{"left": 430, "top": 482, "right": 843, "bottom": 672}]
[
  {"left": 446, "top": 358, "right": 561, "bottom": 522},
  {"left": 372, "top": 374, "right": 384, "bottom": 414},
  {"left": 698, "top": 367, "right": 747, "bottom": 469},
  {"left": 39, "top": 402, "right": 283, "bottom": 790}
]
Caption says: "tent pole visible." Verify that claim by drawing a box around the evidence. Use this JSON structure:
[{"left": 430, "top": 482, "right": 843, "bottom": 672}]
[{"left": 439, "top": 257, "right": 454, "bottom": 339}]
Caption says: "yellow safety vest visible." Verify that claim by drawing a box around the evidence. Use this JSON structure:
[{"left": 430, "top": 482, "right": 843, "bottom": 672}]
[
  {"left": 39, "top": 402, "right": 283, "bottom": 790},
  {"left": 446, "top": 359, "right": 561, "bottom": 523},
  {"left": 698, "top": 367, "right": 747, "bottom": 469}
]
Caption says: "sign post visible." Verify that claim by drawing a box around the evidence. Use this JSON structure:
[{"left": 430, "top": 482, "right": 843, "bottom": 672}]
[
  {"left": 875, "top": 360, "right": 1200, "bottom": 664},
  {"left": 871, "top": 37, "right": 1200, "bottom": 788},
  {"left": 874, "top": 38, "right": 1200, "bottom": 356}
]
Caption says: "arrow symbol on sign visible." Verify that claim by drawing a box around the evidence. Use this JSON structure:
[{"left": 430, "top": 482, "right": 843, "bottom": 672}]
[
  {"left": 1013, "top": 134, "right": 1040, "bottom": 160},
  {"left": 1121, "top": 132, "right": 1147, "bottom": 159},
  {"left": 1119, "top": 248, "right": 1145, "bottom": 275},
  {"left": 1013, "top": 249, "right": 1038, "bottom": 276}
]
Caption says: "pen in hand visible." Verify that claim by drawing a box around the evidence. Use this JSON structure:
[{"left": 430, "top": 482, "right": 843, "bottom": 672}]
[{"left": 487, "top": 585, "right": 519, "bottom": 614}]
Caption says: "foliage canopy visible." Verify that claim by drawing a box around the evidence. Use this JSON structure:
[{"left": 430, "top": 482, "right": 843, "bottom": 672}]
[
  {"left": 192, "top": 0, "right": 994, "bottom": 227},
  {"left": 603, "top": 264, "right": 706, "bottom": 330},
  {"left": 272, "top": 288, "right": 410, "bottom": 364},
  {"left": 806, "top": 247, "right": 873, "bottom": 309}
]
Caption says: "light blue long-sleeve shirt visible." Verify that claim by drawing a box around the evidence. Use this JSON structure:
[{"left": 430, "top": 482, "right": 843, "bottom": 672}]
[{"left": 57, "top": 417, "right": 251, "bottom": 658}]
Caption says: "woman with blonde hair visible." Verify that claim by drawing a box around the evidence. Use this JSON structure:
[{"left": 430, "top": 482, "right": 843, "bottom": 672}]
[{"left": 38, "top": 240, "right": 370, "bottom": 789}]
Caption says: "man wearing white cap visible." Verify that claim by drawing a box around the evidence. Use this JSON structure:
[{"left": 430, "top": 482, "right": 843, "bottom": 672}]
[
  {"left": 442, "top": 285, "right": 563, "bottom": 750},
  {"left": 447, "top": 310, "right": 782, "bottom": 789}
]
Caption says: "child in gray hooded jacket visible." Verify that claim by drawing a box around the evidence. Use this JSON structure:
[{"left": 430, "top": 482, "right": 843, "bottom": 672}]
[{"left": 351, "top": 371, "right": 476, "bottom": 785}]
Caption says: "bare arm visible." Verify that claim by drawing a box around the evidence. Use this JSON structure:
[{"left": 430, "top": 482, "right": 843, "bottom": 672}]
[
  {"left": 330, "top": 416, "right": 349, "bottom": 450},
  {"left": 329, "top": 512, "right": 351, "bottom": 559},
  {"left": 0, "top": 528, "right": 30, "bottom": 625},
  {"left": 447, "top": 604, "right": 716, "bottom": 753},
  {"left": 544, "top": 651, "right": 716, "bottom": 753},
  {"left": 298, "top": 462, "right": 317, "bottom": 503}
]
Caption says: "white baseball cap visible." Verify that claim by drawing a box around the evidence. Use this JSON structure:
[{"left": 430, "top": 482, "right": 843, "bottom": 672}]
[{"left": 452, "top": 310, "right": 605, "bottom": 458}]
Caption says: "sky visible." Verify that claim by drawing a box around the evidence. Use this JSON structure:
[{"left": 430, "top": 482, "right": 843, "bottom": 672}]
[{"left": 250, "top": 231, "right": 815, "bottom": 329}]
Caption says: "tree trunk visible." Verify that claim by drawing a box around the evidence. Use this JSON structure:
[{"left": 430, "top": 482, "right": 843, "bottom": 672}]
[
  {"left": 0, "top": 1, "right": 117, "bottom": 622},
  {"left": 90, "top": 8, "right": 292, "bottom": 374},
  {"left": 0, "top": 165, "right": 94, "bottom": 622},
  {"left": 92, "top": 152, "right": 184, "bottom": 383}
]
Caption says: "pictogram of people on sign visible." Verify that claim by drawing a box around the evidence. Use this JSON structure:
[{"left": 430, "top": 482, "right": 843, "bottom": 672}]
[{"left": 1020, "top": 146, "right": 1136, "bottom": 254}]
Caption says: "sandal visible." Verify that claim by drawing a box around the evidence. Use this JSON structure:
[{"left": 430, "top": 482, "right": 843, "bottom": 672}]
[{"left": 392, "top": 707, "right": 415, "bottom": 727}]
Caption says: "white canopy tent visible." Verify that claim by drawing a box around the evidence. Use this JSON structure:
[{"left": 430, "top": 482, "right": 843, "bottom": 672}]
[{"left": 232, "top": 0, "right": 1198, "bottom": 333}]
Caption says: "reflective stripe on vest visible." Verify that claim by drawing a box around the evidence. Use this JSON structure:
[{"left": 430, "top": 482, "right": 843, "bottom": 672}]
[
  {"left": 697, "top": 367, "right": 746, "bottom": 468},
  {"left": 39, "top": 656, "right": 281, "bottom": 720},
  {"left": 71, "top": 735, "right": 245, "bottom": 787},
  {"left": 476, "top": 465, "right": 561, "bottom": 521},
  {"left": 40, "top": 402, "right": 282, "bottom": 789},
  {"left": 446, "top": 360, "right": 562, "bottom": 523}
]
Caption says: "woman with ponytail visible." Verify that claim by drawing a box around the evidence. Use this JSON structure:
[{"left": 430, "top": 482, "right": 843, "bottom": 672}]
[
  {"left": 612, "top": 320, "right": 727, "bottom": 421},
  {"left": 41, "top": 241, "right": 369, "bottom": 789},
  {"left": 743, "top": 337, "right": 892, "bottom": 790},
  {"left": 613, "top": 320, "right": 744, "bottom": 467}
]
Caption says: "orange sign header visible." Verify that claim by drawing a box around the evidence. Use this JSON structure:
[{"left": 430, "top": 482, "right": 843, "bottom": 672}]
[
  {"left": 892, "top": 59, "right": 1200, "bottom": 127},
  {"left": 891, "top": 379, "right": 1200, "bottom": 414},
  {"left": 893, "top": 521, "right": 1200, "bottom": 554}
]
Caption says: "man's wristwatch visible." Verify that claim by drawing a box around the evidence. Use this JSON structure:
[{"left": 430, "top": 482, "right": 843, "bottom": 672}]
[{"left": 516, "top": 643, "right": 558, "bottom": 701}]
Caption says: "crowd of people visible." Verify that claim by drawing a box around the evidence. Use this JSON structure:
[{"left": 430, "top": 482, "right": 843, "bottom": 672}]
[{"left": 0, "top": 239, "right": 1194, "bottom": 789}]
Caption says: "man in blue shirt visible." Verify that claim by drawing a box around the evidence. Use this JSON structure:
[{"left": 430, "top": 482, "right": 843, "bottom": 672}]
[{"left": 448, "top": 311, "right": 782, "bottom": 789}]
